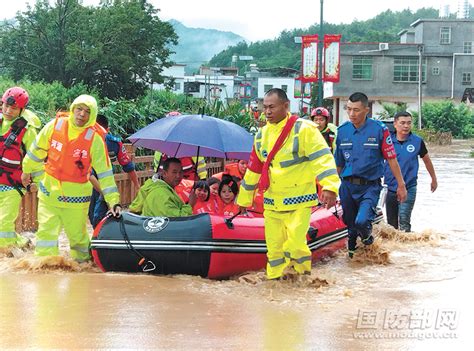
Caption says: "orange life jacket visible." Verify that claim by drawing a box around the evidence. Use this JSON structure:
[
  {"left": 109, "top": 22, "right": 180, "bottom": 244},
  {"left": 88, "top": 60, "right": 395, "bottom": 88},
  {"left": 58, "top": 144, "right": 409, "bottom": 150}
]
[
  {"left": 0, "top": 116, "right": 27, "bottom": 186},
  {"left": 216, "top": 197, "right": 240, "bottom": 217},
  {"left": 224, "top": 163, "right": 244, "bottom": 180},
  {"left": 174, "top": 179, "right": 194, "bottom": 203},
  {"left": 44, "top": 117, "right": 103, "bottom": 183},
  {"left": 192, "top": 198, "right": 213, "bottom": 214}
]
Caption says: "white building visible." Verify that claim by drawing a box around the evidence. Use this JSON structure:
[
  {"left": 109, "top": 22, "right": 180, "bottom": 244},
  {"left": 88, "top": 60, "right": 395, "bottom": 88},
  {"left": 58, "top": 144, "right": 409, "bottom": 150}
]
[
  {"left": 257, "top": 77, "right": 310, "bottom": 114},
  {"left": 153, "top": 64, "right": 310, "bottom": 115},
  {"left": 182, "top": 74, "right": 237, "bottom": 102},
  {"left": 152, "top": 64, "right": 186, "bottom": 94}
]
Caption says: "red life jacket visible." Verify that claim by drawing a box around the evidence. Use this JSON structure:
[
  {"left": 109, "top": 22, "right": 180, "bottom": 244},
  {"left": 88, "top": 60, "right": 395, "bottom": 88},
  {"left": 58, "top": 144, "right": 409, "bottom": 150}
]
[
  {"left": 44, "top": 117, "right": 103, "bottom": 183},
  {"left": 0, "top": 116, "right": 28, "bottom": 186},
  {"left": 174, "top": 179, "right": 194, "bottom": 203},
  {"left": 320, "top": 127, "right": 336, "bottom": 152}
]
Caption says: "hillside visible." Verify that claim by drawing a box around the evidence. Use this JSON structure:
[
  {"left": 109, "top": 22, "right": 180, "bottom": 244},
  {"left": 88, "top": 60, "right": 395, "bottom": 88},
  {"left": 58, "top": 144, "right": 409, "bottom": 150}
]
[
  {"left": 169, "top": 19, "right": 246, "bottom": 74},
  {"left": 208, "top": 8, "right": 441, "bottom": 71}
]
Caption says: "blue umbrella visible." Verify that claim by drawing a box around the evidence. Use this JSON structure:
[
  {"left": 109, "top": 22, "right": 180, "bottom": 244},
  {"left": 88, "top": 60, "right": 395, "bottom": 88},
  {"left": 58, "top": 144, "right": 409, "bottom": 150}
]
[{"left": 128, "top": 114, "right": 253, "bottom": 160}]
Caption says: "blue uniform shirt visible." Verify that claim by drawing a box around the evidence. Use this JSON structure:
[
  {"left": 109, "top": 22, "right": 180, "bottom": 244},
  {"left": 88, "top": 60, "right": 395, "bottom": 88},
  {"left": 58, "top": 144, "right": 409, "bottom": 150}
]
[
  {"left": 335, "top": 118, "right": 396, "bottom": 181},
  {"left": 383, "top": 132, "right": 424, "bottom": 192}
]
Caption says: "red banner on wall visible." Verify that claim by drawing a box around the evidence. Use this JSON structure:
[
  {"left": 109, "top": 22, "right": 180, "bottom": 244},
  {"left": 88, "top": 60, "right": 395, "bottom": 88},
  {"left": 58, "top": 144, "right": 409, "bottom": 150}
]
[
  {"left": 323, "top": 34, "right": 341, "bottom": 82},
  {"left": 301, "top": 35, "right": 319, "bottom": 82}
]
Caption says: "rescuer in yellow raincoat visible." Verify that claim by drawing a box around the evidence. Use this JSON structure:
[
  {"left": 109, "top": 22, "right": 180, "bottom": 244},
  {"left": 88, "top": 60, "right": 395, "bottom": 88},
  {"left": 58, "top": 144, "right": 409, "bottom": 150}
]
[
  {"left": 22, "top": 95, "right": 121, "bottom": 261},
  {"left": 0, "top": 87, "right": 37, "bottom": 248},
  {"left": 237, "top": 89, "right": 340, "bottom": 279}
]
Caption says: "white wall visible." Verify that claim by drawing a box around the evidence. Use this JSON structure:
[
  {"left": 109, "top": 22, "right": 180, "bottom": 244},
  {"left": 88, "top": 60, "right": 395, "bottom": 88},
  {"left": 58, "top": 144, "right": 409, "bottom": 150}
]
[
  {"left": 183, "top": 75, "right": 236, "bottom": 102},
  {"left": 257, "top": 77, "right": 310, "bottom": 114},
  {"left": 152, "top": 64, "right": 186, "bottom": 94}
]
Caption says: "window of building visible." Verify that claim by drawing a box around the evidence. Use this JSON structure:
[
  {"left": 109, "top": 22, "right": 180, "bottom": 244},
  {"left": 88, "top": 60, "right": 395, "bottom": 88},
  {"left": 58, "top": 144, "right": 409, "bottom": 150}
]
[
  {"left": 264, "top": 84, "right": 273, "bottom": 92},
  {"left": 281, "top": 85, "right": 288, "bottom": 92},
  {"left": 393, "top": 57, "right": 426, "bottom": 82},
  {"left": 463, "top": 41, "right": 473, "bottom": 54},
  {"left": 174, "top": 82, "right": 181, "bottom": 91},
  {"left": 440, "top": 27, "right": 451, "bottom": 45},
  {"left": 462, "top": 72, "right": 471, "bottom": 85},
  {"left": 432, "top": 67, "right": 440, "bottom": 76},
  {"left": 352, "top": 56, "right": 373, "bottom": 80}
]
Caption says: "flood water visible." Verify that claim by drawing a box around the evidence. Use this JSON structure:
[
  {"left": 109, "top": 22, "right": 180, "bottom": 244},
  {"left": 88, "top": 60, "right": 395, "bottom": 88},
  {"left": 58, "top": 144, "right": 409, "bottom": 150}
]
[{"left": 1, "top": 140, "right": 473, "bottom": 350}]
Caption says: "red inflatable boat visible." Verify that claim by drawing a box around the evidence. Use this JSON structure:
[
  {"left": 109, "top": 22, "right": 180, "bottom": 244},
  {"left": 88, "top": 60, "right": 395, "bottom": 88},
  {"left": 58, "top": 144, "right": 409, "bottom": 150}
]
[{"left": 91, "top": 206, "right": 383, "bottom": 279}]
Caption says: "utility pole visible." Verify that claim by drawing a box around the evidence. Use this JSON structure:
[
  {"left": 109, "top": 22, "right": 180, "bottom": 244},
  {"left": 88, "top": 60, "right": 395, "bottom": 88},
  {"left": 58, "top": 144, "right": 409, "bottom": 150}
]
[
  {"left": 418, "top": 45, "right": 423, "bottom": 129},
  {"left": 317, "top": 0, "right": 324, "bottom": 106}
]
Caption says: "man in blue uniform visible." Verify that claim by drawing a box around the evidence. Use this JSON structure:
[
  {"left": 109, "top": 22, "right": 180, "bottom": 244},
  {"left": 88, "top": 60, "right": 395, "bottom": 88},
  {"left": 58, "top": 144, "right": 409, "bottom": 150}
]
[
  {"left": 384, "top": 111, "right": 437, "bottom": 232},
  {"left": 335, "top": 92, "right": 407, "bottom": 257},
  {"left": 88, "top": 114, "right": 139, "bottom": 228}
]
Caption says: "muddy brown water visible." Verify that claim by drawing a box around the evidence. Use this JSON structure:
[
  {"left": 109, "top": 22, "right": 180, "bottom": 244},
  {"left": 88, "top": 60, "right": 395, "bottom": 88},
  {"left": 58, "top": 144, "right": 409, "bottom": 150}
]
[{"left": 1, "top": 140, "right": 473, "bottom": 350}]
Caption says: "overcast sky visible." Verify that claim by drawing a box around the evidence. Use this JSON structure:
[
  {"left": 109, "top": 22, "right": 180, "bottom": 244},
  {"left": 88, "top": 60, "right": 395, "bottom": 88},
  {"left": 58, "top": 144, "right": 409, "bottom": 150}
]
[{"left": 1, "top": 0, "right": 460, "bottom": 41}]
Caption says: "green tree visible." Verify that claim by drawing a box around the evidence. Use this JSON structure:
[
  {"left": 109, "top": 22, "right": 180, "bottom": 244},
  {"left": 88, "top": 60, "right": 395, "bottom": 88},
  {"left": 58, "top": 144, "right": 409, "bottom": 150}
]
[
  {"left": 208, "top": 7, "right": 439, "bottom": 70},
  {"left": 0, "top": 0, "right": 177, "bottom": 99},
  {"left": 378, "top": 102, "right": 408, "bottom": 119},
  {"left": 422, "top": 101, "right": 474, "bottom": 138}
]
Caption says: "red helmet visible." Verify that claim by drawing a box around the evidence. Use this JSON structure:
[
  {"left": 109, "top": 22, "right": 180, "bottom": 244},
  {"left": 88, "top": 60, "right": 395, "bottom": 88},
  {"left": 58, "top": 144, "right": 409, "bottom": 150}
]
[
  {"left": 311, "top": 107, "right": 330, "bottom": 118},
  {"left": 166, "top": 111, "right": 181, "bottom": 117},
  {"left": 2, "top": 87, "right": 29, "bottom": 109}
]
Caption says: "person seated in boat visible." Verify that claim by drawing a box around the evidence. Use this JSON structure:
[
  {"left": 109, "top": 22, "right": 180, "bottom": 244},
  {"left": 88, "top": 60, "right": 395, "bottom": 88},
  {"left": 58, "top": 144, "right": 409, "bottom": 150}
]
[
  {"left": 211, "top": 160, "right": 248, "bottom": 186},
  {"left": 224, "top": 160, "right": 248, "bottom": 181},
  {"left": 208, "top": 176, "right": 220, "bottom": 197},
  {"left": 129, "top": 157, "right": 194, "bottom": 217},
  {"left": 215, "top": 174, "right": 240, "bottom": 217},
  {"left": 191, "top": 180, "right": 217, "bottom": 214}
]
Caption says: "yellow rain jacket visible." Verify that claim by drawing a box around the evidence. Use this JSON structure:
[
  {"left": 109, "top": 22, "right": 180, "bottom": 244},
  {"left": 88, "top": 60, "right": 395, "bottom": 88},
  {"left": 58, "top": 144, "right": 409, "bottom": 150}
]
[
  {"left": 22, "top": 95, "right": 120, "bottom": 209},
  {"left": 0, "top": 112, "right": 37, "bottom": 248},
  {"left": 22, "top": 109, "right": 42, "bottom": 130},
  {"left": 238, "top": 114, "right": 340, "bottom": 211}
]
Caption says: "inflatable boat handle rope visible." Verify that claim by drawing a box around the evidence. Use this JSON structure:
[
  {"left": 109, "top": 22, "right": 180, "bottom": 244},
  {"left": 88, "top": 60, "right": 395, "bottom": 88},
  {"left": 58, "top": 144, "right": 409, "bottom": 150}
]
[
  {"left": 224, "top": 210, "right": 242, "bottom": 229},
  {"left": 118, "top": 215, "right": 157, "bottom": 272}
]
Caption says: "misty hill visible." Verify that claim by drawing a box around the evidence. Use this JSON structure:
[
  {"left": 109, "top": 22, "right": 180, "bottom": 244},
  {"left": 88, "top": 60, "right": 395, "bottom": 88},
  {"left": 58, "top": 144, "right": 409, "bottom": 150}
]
[
  {"left": 208, "top": 7, "right": 443, "bottom": 72},
  {"left": 169, "top": 19, "right": 246, "bottom": 74}
]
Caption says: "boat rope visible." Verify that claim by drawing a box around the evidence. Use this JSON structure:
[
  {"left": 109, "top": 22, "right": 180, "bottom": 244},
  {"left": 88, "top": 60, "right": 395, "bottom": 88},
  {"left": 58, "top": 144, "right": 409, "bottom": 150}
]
[{"left": 118, "top": 215, "right": 156, "bottom": 272}]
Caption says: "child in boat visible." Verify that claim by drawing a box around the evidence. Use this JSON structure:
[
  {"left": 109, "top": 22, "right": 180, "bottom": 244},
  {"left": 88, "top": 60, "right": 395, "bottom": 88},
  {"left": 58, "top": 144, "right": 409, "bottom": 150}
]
[
  {"left": 208, "top": 176, "right": 220, "bottom": 197},
  {"left": 191, "top": 180, "right": 214, "bottom": 214},
  {"left": 216, "top": 175, "right": 240, "bottom": 217}
]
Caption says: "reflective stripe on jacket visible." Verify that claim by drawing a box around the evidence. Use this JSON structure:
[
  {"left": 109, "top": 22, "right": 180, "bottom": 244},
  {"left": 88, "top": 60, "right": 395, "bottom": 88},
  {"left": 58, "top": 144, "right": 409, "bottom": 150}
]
[
  {"left": 238, "top": 114, "right": 340, "bottom": 211},
  {"left": 22, "top": 95, "right": 119, "bottom": 209}
]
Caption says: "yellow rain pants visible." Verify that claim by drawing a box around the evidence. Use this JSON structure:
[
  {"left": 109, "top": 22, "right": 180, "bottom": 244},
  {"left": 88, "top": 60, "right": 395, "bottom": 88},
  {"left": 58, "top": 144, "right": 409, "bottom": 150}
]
[
  {"left": 35, "top": 200, "right": 90, "bottom": 261},
  {"left": 0, "top": 187, "right": 28, "bottom": 248},
  {"left": 264, "top": 206, "right": 312, "bottom": 279}
]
